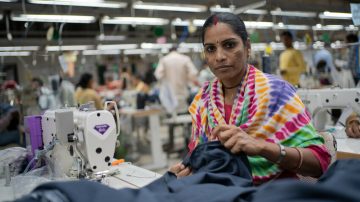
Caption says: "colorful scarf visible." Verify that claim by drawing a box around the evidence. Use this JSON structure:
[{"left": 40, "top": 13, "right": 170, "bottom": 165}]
[{"left": 188, "top": 65, "right": 327, "bottom": 184}]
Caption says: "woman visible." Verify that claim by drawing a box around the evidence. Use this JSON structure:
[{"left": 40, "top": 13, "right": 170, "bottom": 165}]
[
  {"left": 74, "top": 73, "right": 103, "bottom": 110},
  {"left": 131, "top": 74, "right": 150, "bottom": 94},
  {"left": 170, "top": 13, "right": 330, "bottom": 185}
]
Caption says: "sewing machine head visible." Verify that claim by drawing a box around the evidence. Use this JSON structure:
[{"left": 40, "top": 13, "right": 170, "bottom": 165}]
[
  {"left": 25, "top": 105, "right": 118, "bottom": 179},
  {"left": 297, "top": 88, "right": 360, "bottom": 118}
]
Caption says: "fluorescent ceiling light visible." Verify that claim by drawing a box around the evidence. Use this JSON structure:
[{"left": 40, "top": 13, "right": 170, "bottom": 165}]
[
  {"left": 192, "top": 19, "right": 205, "bottom": 26},
  {"left": 172, "top": 19, "right": 273, "bottom": 29},
  {"left": 171, "top": 19, "right": 204, "bottom": 27},
  {"left": 0, "top": 51, "right": 31, "bottom": 56},
  {"left": 274, "top": 24, "right": 310, "bottom": 30},
  {"left": 83, "top": 50, "right": 120, "bottom": 55},
  {"left": 251, "top": 43, "right": 267, "bottom": 51},
  {"left": 46, "top": 45, "right": 93, "bottom": 51},
  {"left": 177, "top": 48, "right": 193, "bottom": 53},
  {"left": 11, "top": 14, "right": 96, "bottom": 23},
  {"left": 271, "top": 10, "right": 317, "bottom": 18},
  {"left": 96, "top": 35, "right": 126, "bottom": 41},
  {"left": 97, "top": 44, "right": 138, "bottom": 50},
  {"left": 141, "top": 43, "right": 173, "bottom": 49},
  {"left": 251, "top": 42, "right": 307, "bottom": 51},
  {"left": 245, "top": 9, "right": 267, "bottom": 15},
  {"left": 210, "top": 5, "right": 235, "bottom": 13},
  {"left": 124, "top": 49, "right": 157, "bottom": 55},
  {"left": 210, "top": 5, "right": 267, "bottom": 15},
  {"left": 141, "top": 43, "right": 203, "bottom": 52},
  {"left": 319, "top": 11, "right": 352, "bottom": 20},
  {"left": 234, "top": 0, "right": 266, "bottom": 15},
  {"left": 252, "top": 42, "right": 306, "bottom": 51},
  {"left": 293, "top": 42, "right": 307, "bottom": 50},
  {"left": 28, "top": 0, "right": 127, "bottom": 8},
  {"left": 133, "top": 1, "right": 206, "bottom": 12},
  {"left": 312, "top": 24, "right": 344, "bottom": 31},
  {"left": 0, "top": 46, "right": 39, "bottom": 51},
  {"left": 102, "top": 17, "right": 169, "bottom": 25},
  {"left": 345, "top": 25, "right": 359, "bottom": 31},
  {"left": 0, "top": 0, "right": 18, "bottom": 2},
  {"left": 179, "top": 43, "right": 202, "bottom": 49},
  {"left": 0, "top": 14, "right": 2, "bottom": 21},
  {"left": 244, "top": 21, "right": 273, "bottom": 29}
]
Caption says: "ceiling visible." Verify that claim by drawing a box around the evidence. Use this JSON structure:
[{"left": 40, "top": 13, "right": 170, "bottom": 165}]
[{"left": 0, "top": 0, "right": 359, "bottom": 48}]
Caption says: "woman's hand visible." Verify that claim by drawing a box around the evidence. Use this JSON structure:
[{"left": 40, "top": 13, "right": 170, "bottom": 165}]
[
  {"left": 345, "top": 114, "right": 360, "bottom": 138},
  {"left": 346, "top": 121, "right": 360, "bottom": 138},
  {"left": 169, "top": 162, "right": 192, "bottom": 178},
  {"left": 211, "top": 124, "right": 266, "bottom": 156}
]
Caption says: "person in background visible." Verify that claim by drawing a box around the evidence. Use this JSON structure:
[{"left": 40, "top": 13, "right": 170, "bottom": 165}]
[
  {"left": 0, "top": 81, "right": 21, "bottom": 146},
  {"left": 346, "top": 33, "right": 360, "bottom": 85},
  {"left": 279, "top": 31, "right": 307, "bottom": 87},
  {"left": 169, "top": 13, "right": 330, "bottom": 185},
  {"left": 57, "top": 72, "right": 75, "bottom": 107},
  {"left": 0, "top": 107, "right": 20, "bottom": 146},
  {"left": 74, "top": 73, "right": 102, "bottom": 110},
  {"left": 119, "top": 67, "right": 132, "bottom": 91},
  {"left": 314, "top": 43, "right": 335, "bottom": 84},
  {"left": 104, "top": 72, "right": 122, "bottom": 90},
  {"left": 144, "top": 64, "right": 157, "bottom": 87},
  {"left": 198, "top": 61, "right": 215, "bottom": 86},
  {"left": 155, "top": 46, "right": 200, "bottom": 114},
  {"left": 131, "top": 74, "right": 150, "bottom": 95},
  {"left": 31, "top": 77, "right": 57, "bottom": 111},
  {"left": 315, "top": 60, "right": 332, "bottom": 86},
  {"left": 155, "top": 46, "right": 200, "bottom": 152}
]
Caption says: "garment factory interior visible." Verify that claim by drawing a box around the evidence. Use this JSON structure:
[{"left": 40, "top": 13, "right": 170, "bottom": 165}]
[{"left": 1, "top": 0, "right": 360, "bottom": 201}]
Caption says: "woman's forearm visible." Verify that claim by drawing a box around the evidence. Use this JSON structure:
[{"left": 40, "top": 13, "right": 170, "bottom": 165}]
[{"left": 259, "top": 142, "right": 323, "bottom": 177}]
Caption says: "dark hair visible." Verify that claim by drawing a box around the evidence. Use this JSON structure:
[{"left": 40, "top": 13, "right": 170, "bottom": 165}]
[
  {"left": 281, "top": 31, "right": 293, "bottom": 39},
  {"left": 169, "top": 46, "right": 178, "bottom": 52},
  {"left": 31, "top": 77, "right": 43, "bottom": 86},
  {"left": 316, "top": 60, "right": 327, "bottom": 73},
  {"left": 77, "top": 73, "right": 93, "bottom": 89},
  {"left": 201, "top": 13, "right": 248, "bottom": 44},
  {"left": 346, "top": 33, "right": 359, "bottom": 43}
]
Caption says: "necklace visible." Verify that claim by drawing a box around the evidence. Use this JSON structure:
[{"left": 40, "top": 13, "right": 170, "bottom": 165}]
[
  {"left": 222, "top": 68, "right": 248, "bottom": 89},
  {"left": 222, "top": 82, "right": 242, "bottom": 89}
]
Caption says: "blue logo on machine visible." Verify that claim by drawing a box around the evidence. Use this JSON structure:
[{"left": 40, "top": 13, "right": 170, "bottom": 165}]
[{"left": 94, "top": 124, "right": 110, "bottom": 135}]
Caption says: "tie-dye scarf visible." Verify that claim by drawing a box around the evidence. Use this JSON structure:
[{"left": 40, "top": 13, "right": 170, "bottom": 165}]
[{"left": 188, "top": 65, "right": 327, "bottom": 184}]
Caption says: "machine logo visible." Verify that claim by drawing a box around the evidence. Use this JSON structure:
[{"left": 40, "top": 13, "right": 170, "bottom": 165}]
[{"left": 94, "top": 124, "right": 110, "bottom": 135}]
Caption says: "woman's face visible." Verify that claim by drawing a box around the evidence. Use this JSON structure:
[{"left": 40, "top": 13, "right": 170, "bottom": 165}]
[{"left": 203, "top": 23, "right": 250, "bottom": 81}]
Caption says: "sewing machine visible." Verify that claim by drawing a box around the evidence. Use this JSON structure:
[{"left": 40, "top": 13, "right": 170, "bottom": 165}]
[
  {"left": 25, "top": 103, "right": 119, "bottom": 179},
  {"left": 21, "top": 102, "right": 161, "bottom": 196},
  {"left": 297, "top": 88, "right": 360, "bottom": 130}
]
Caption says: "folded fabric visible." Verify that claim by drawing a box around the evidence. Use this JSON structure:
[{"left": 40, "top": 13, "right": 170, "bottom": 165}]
[
  {"left": 16, "top": 141, "right": 256, "bottom": 202},
  {"left": 16, "top": 141, "right": 360, "bottom": 202},
  {"left": 252, "top": 159, "right": 360, "bottom": 202}
]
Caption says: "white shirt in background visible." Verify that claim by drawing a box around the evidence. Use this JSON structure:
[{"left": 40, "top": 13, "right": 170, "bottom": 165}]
[{"left": 155, "top": 51, "right": 198, "bottom": 113}]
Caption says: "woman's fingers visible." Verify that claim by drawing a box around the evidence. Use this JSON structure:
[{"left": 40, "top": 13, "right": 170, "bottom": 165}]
[
  {"left": 352, "top": 124, "right": 360, "bottom": 138},
  {"left": 211, "top": 125, "right": 231, "bottom": 140},
  {"left": 177, "top": 167, "right": 191, "bottom": 177},
  {"left": 223, "top": 133, "right": 239, "bottom": 150},
  {"left": 356, "top": 125, "right": 360, "bottom": 138},
  {"left": 169, "top": 162, "right": 183, "bottom": 174},
  {"left": 169, "top": 163, "right": 192, "bottom": 178}
]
